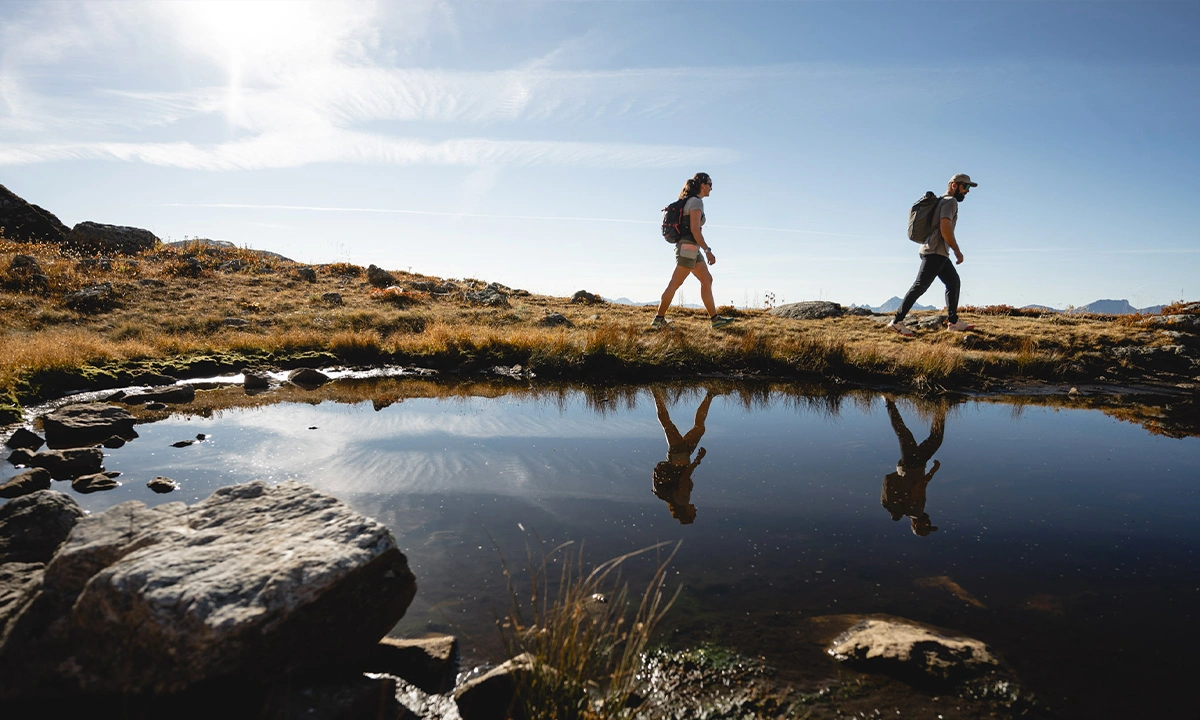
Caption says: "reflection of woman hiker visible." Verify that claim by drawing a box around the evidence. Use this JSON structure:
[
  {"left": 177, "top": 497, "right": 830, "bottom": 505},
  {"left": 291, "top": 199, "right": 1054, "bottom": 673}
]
[
  {"left": 651, "top": 172, "right": 736, "bottom": 330},
  {"left": 651, "top": 387, "right": 714, "bottom": 525},
  {"left": 881, "top": 398, "right": 945, "bottom": 536}
]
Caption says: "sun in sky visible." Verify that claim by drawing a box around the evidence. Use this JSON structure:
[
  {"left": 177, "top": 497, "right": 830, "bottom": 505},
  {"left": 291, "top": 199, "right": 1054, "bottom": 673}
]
[{"left": 1, "top": 0, "right": 1197, "bottom": 309}]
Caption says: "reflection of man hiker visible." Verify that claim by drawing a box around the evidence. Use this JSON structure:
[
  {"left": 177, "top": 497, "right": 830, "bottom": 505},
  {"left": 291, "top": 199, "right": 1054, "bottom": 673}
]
[
  {"left": 881, "top": 398, "right": 945, "bottom": 536},
  {"left": 651, "top": 387, "right": 714, "bottom": 525}
]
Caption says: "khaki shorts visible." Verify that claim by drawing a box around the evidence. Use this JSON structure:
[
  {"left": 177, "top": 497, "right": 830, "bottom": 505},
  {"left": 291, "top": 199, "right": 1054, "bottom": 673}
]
[{"left": 675, "top": 243, "right": 705, "bottom": 269}]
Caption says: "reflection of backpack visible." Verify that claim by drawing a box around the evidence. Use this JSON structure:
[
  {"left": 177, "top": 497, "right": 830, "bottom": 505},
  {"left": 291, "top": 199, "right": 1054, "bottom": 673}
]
[
  {"left": 907, "top": 192, "right": 943, "bottom": 243},
  {"left": 661, "top": 198, "right": 693, "bottom": 243}
]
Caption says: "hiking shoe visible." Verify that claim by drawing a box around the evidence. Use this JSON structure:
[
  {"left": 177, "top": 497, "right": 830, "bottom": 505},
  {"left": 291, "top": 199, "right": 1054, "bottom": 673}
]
[
  {"left": 945, "top": 319, "right": 975, "bottom": 332},
  {"left": 710, "top": 316, "right": 737, "bottom": 329},
  {"left": 650, "top": 316, "right": 672, "bottom": 329},
  {"left": 886, "top": 319, "right": 914, "bottom": 337}
]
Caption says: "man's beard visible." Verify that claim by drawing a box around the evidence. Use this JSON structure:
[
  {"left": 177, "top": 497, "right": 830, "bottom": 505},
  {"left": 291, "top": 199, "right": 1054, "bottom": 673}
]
[{"left": 953, "top": 190, "right": 967, "bottom": 201}]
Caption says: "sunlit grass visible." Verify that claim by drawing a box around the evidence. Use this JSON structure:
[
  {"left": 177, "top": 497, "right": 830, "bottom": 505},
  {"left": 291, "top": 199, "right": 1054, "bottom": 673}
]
[{"left": 2, "top": 235, "right": 1196, "bottom": 420}]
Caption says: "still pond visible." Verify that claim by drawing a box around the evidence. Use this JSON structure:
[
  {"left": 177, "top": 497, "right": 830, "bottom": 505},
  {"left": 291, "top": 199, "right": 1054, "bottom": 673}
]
[{"left": 4, "top": 379, "right": 1198, "bottom": 718}]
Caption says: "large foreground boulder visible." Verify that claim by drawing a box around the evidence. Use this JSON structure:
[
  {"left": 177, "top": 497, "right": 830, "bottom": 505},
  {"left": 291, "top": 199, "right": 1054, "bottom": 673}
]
[
  {"left": 41, "top": 403, "right": 137, "bottom": 449},
  {"left": 64, "top": 221, "right": 158, "bottom": 256},
  {"left": 0, "top": 184, "right": 69, "bottom": 244},
  {"left": 0, "top": 480, "right": 418, "bottom": 698}
]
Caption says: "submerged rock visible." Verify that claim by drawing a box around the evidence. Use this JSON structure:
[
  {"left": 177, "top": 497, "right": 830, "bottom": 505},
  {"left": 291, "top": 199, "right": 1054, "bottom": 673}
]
[
  {"left": 827, "top": 617, "right": 999, "bottom": 684},
  {"left": 0, "top": 480, "right": 418, "bottom": 698}
]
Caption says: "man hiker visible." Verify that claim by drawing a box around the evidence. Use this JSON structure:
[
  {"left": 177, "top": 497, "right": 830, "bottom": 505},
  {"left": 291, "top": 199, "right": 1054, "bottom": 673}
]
[{"left": 887, "top": 173, "right": 978, "bottom": 336}]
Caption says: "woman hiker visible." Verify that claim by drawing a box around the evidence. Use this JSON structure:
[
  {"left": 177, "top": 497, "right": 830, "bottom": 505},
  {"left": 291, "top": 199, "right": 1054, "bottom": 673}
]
[{"left": 651, "top": 172, "right": 736, "bottom": 330}]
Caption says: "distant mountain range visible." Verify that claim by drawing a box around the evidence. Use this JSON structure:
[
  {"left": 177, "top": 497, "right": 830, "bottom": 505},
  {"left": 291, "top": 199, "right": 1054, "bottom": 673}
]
[{"left": 606, "top": 295, "right": 1167, "bottom": 315}]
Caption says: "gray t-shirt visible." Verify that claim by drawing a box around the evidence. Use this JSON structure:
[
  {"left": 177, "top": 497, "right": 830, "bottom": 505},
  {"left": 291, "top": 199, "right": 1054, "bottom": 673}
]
[
  {"left": 921, "top": 196, "right": 958, "bottom": 257},
  {"left": 681, "top": 196, "right": 705, "bottom": 239}
]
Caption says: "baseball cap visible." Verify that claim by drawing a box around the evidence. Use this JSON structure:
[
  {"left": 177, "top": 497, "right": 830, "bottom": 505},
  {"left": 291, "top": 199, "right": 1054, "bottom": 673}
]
[{"left": 950, "top": 173, "right": 978, "bottom": 187}]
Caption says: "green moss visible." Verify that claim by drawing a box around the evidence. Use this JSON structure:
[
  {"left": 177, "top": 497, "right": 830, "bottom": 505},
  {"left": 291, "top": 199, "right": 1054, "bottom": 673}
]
[{"left": 0, "top": 388, "right": 22, "bottom": 424}]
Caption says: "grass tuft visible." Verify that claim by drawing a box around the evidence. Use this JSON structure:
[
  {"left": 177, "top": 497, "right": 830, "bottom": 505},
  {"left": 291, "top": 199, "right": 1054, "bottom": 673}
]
[{"left": 497, "top": 538, "right": 681, "bottom": 719}]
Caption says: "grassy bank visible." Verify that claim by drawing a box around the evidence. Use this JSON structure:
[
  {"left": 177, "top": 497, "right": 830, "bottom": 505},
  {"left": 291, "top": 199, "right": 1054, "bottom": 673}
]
[{"left": 2, "top": 237, "right": 1197, "bottom": 423}]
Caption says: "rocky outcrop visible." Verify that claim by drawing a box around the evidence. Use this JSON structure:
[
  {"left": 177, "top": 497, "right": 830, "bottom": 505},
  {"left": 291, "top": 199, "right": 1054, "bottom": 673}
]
[
  {"left": 570, "top": 290, "right": 604, "bottom": 305},
  {"left": 366, "top": 635, "right": 459, "bottom": 694},
  {"left": 7, "top": 447, "right": 104, "bottom": 480},
  {"left": 0, "top": 481, "right": 418, "bottom": 698},
  {"left": 827, "top": 617, "right": 999, "bottom": 685},
  {"left": 367, "top": 264, "right": 397, "bottom": 287},
  {"left": 64, "top": 221, "right": 158, "bottom": 256},
  {"left": 0, "top": 468, "right": 52, "bottom": 499},
  {"left": 0, "top": 490, "right": 86, "bottom": 564},
  {"left": 1112, "top": 344, "right": 1199, "bottom": 374},
  {"left": 0, "top": 184, "right": 69, "bottom": 244},
  {"left": 41, "top": 403, "right": 137, "bottom": 449},
  {"left": 63, "top": 282, "right": 117, "bottom": 312},
  {"left": 770, "top": 301, "right": 845, "bottom": 320},
  {"left": 464, "top": 283, "right": 509, "bottom": 308},
  {"left": 537, "top": 312, "right": 574, "bottom": 328},
  {"left": 3, "top": 254, "right": 50, "bottom": 294},
  {"left": 408, "top": 280, "right": 458, "bottom": 294}
]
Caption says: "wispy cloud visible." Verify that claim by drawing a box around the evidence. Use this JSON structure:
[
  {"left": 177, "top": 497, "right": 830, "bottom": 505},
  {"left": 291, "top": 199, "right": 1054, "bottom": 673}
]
[
  {"left": 0, "top": 133, "right": 737, "bottom": 170},
  {"left": 0, "top": 1, "right": 743, "bottom": 170},
  {"left": 154, "top": 201, "right": 865, "bottom": 239}
]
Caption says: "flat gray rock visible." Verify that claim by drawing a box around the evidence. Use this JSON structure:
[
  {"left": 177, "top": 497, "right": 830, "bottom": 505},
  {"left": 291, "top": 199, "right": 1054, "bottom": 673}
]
[
  {"left": 0, "top": 480, "right": 417, "bottom": 697},
  {"left": 41, "top": 403, "right": 137, "bottom": 449},
  {"left": 769, "top": 301, "right": 845, "bottom": 320}
]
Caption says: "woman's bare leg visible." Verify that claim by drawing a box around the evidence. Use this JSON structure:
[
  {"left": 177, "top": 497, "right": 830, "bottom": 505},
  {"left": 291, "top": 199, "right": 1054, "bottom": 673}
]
[
  {"left": 693, "top": 263, "right": 717, "bottom": 317},
  {"left": 656, "top": 265, "right": 693, "bottom": 317}
]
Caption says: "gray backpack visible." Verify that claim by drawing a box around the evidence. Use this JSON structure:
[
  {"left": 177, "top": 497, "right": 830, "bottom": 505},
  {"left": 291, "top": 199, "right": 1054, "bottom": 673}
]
[{"left": 907, "top": 192, "right": 943, "bottom": 243}]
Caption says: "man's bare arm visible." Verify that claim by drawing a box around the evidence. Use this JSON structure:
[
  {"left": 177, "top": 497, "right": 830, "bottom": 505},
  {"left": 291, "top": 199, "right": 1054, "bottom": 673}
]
[{"left": 940, "top": 217, "right": 964, "bottom": 264}]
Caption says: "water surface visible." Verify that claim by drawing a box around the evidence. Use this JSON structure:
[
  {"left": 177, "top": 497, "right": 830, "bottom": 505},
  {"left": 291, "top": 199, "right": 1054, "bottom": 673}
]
[{"left": 4, "top": 383, "right": 1198, "bottom": 717}]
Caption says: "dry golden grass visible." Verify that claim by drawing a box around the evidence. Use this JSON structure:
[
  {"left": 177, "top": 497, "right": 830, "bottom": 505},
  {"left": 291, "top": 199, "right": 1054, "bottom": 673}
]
[{"left": 1, "top": 236, "right": 1196, "bottom": 420}]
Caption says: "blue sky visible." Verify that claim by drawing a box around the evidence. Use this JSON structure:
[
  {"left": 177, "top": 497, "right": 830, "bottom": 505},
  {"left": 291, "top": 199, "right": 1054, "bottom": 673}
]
[{"left": 1, "top": 1, "right": 1197, "bottom": 309}]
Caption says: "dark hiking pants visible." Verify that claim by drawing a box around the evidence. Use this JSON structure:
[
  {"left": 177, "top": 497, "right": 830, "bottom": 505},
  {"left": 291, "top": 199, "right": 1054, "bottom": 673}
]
[{"left": 894, "top": 254, "right": 960, "bottom": 324}]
